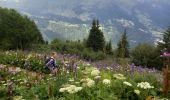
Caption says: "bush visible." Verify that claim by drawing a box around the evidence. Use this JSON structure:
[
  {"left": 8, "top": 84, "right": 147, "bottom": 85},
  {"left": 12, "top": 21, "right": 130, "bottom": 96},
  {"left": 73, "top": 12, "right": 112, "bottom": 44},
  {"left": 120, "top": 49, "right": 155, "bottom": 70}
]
[
  {"left": 130, "top": 43, "right": 162, "bottom": 69},
  {"left": 51, "top": 39, "right": 107, "bottom": 61}
]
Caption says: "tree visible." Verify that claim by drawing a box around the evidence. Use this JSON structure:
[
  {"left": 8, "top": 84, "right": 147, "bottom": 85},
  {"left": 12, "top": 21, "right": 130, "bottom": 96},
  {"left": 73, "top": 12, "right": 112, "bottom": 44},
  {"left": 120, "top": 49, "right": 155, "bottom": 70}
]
[
  {"left": 0, "top": 7, "right": 44, "bottom": 50},
  {"left": 158, "top": 27, "right": 170, "bottom": 52},
  {"left": 105, "top": 39, "right": 112, "bottom": 55},
  {"left": 117, "top": 29, "right": 129, "bottom": 58},
  {"left": 86, "top": 19, "right": 105, "bottom": 52},
  {"left": 131, "top": 43, "right": 161, "bottom": 69}
]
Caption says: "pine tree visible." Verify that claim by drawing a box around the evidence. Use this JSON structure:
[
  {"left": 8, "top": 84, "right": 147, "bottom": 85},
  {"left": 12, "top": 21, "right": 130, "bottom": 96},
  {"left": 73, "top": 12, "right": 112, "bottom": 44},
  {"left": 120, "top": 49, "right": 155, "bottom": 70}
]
[
  {"left": 158, "top": 27, "right": 170, "bottom": 52},
  {"left": 117, "top": 29, "right": 129, "bottom": 58},
  {"left": 86, "top": 19, "right": 105, "bottom": 52},
  {"left": 106, "top": 39, "right": 112, "bottom": 54}
]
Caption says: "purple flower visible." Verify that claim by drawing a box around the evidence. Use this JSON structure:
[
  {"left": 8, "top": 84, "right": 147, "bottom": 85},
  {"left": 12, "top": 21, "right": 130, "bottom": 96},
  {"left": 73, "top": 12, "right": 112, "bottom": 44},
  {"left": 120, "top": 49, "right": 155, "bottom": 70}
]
[{"left": 137, "top": 66, "right": 144, "bottom": 73}]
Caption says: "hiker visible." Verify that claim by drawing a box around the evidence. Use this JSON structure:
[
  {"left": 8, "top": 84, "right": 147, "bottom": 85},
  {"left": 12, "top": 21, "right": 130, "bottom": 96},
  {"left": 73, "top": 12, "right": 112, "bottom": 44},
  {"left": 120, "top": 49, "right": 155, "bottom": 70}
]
[{"left": 45, "top": 52, "right": 58, "bottom": 75}]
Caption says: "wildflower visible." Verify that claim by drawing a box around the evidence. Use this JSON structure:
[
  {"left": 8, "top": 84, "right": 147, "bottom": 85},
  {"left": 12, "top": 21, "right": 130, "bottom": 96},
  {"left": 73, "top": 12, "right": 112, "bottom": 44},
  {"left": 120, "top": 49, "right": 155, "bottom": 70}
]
[
  {"left": 86, "top": 63, "right": 91, "bottom": 66},
  {"left": 69, "top": 78, "right": 74, "bottom": 82},
  {"left": 74, "top": 87, "right": 83, "bottom": 92},
  {"left": 113, "top": 74, "right": 126, "bottom": 80},
  {"left": 86, "top": 79, "right": 95, "bottom": 87},
  {"left": 59, "top": 85, "right": 83, "bottom": 94},
  {"left": 3, "top": 83, "right": 7, "bottom": 86},
  {"left": 94, "top": 76, "right": 101, "bottom": 80},
  {"left": 59, "top": 88, "right": 67, "bottom": 92},
  {"left": 123, "top": 81, "right": 132, "bottom": 87},
  {"left": 13, "top": 96, "right": 23, "bottom": 100},
  {"left": 91, "top": 69, "right": 100, "bottom": 76},
  {"left": 103, "top": 79, "right": 111, "bottom": 85},
  {"left": 81, "top": 78, "right": 95, "bottom": 87},
  {"left": 67, "top": 71, "right": 69, "bottom": 74},
  {"left": 75, "top": 82, "right": 80, "bottom": 84},
  {"left": 160, "top": 98, "right": 169, "bottom": 100},
  {"left": 134, "top": 89, "right": 140, "bottom": 95},
  {"left": 137, "top": 82, "right": 154, "bottom": 89}
]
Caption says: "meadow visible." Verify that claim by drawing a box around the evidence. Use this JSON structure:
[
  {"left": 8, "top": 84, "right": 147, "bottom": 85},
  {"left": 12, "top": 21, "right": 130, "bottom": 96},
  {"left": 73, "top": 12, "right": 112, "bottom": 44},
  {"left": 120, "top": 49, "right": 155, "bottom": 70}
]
[{"left": 0, "top": 51, "right": 169, "bottom": 100}]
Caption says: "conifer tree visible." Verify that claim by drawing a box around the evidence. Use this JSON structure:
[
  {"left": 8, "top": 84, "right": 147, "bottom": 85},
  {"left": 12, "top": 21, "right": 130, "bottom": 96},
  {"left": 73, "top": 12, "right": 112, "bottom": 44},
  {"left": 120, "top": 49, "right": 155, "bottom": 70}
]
[
  {"left": 117, "top": 29, "right": 129, "bottom": 58},
  {"left": 86, "top": 19, "right": 105, "bottom": 52},
  {"left": 106, "top": 39, "right": 112, "bottom": 54},
  {"left": 158, "top": 27, "right": 170, "bottom": 52}
]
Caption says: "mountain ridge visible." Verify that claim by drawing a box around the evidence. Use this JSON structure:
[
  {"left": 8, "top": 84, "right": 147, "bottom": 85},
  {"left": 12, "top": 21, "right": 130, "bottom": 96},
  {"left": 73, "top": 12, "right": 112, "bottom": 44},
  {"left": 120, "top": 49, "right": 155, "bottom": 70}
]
[{"left": 1, "top": 0, "right": 170, "bottom": 47}]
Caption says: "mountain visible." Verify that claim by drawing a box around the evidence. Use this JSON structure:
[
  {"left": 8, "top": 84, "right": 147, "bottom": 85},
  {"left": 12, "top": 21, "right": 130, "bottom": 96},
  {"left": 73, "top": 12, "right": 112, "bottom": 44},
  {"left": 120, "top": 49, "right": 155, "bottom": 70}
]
[{"left": 1, "top": 0, "right": 170, "bottom": 47}]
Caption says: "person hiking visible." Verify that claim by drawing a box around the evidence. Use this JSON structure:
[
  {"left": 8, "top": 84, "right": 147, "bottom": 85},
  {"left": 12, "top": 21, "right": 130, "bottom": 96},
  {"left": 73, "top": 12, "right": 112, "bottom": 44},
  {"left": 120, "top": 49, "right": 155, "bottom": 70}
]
[{"left": 45, "top": 52, "right": 58, "bottom": 75}]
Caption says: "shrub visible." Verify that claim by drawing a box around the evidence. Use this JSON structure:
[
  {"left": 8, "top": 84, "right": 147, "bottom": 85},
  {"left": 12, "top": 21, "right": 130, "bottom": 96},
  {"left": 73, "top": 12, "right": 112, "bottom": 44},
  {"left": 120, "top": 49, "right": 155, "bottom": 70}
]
[{"left": 130, "top": 43, "right": 162, "bottom": 69}]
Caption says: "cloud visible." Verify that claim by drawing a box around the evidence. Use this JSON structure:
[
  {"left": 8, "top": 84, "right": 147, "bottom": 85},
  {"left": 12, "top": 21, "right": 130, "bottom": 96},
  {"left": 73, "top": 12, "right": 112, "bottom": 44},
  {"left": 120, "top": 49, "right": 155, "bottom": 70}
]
[
  {"left": 116, "top": 18, "right": 134, "bottom": 28},
  {"left": 78, "top": 12, "right": 92, "bottom": 22},
  {"left": 0, "top": 0, "right": 20, "bottom": 3}
]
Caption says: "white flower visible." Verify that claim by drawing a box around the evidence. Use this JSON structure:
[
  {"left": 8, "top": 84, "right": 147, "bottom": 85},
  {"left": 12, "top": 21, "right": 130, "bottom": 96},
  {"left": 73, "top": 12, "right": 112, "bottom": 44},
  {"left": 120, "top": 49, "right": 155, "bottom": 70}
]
[
  {"left": 94, "top": 76, "right": 101, "bottom": 80},
  {"left": 86, "top": 63, "right": 91, "bottom": 66},
  {"left": 137, "top": 82, "right": 154, "bottom": 89},
  {"left": 59, "top": 88, "right": 67, "bottom": 92},
  {"left": 103, "top": 79, "right": 111, "bottom": 85},
  {"left": 81, "top": 78, "right": 95, "bottom": 87},
  {"left": 66, "top": 85, "right": 77, "bottom": 94},
  {"left": 69, "top": 78, "right": 74, "bottom": 82},
  {"left": 75, "top": 82, "right": 80, "bottom": 84},
  {"left": 13, "top": 96, "right": 23, "bottom": 100},
  {"left": 91, "top": 69, "right": 100, "bottom": 76},
  {"left": 59, "top": 85, "right": 83, "bottom": 94},
  {"left": 74, "top": 87, "right": 83, "bottom": 92},
  {"left": 123, "top": 81, "right": 132, "bottom": 87},
  {"left": 87, "top": 79, "right": 95, "bottom": 87},
  {"left": 113, "top": 74, "right": 126, "bottom": 80},
  {"left": 134, "top": 90, "right": 140, "bottom": 95}
]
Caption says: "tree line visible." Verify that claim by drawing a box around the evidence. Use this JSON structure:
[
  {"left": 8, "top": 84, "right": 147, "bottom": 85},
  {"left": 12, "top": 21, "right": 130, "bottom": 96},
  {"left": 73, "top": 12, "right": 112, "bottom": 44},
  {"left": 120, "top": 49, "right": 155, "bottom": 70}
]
[
  {"left": 0, "top": 7, "right": 44, "bottom": 50},
  {"left": 0, "top": 7, "right": 170, "bottom": 69}
]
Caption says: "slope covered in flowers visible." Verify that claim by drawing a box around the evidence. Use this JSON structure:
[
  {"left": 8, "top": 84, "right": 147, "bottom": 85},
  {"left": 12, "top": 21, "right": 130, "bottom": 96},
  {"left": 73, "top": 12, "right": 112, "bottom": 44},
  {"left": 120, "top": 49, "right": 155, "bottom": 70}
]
[{"left": 0, "top": 51, "right": 169, "bottom": 100}]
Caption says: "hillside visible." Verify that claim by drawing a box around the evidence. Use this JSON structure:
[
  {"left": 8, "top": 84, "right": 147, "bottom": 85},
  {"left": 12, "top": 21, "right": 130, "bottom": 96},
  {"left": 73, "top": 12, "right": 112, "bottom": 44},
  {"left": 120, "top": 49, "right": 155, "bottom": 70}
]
[{"left": 0, "top": 0, "right": 170, "bottom": 47}]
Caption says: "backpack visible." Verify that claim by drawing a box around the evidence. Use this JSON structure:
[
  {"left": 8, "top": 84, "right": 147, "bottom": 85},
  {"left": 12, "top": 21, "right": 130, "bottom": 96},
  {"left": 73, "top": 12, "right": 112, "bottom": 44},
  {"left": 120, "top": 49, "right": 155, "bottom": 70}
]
[{"left": 45, "top": 57, "right": 52, "bottom": 68}]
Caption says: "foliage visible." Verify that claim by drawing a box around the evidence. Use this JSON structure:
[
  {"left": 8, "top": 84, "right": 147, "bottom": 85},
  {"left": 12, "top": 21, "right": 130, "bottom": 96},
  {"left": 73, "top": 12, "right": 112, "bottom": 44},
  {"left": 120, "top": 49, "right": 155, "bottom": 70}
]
[
  {"left": 117, "top": 29, "right": 129, "bottom": 58},
  {"left": 51, "top": 39, "right": 107, "bottom": 61},
  {"left": 86, "top": 19, "right": 105, "bottom": 52},
  {"left": 105, "top": 39, "right": 113, "bottom": 55},
  {"left": 158, "top": 27, "right": 170, "bottom": 52},
  {"left": 0, "top": 51, "right": 167, "bottom": 100},
  {"left": 131, "top": 43, "right": 162, "bottom": 69},
  {"left": 0, "top": 7, "right": 44, "bottom": 50}
]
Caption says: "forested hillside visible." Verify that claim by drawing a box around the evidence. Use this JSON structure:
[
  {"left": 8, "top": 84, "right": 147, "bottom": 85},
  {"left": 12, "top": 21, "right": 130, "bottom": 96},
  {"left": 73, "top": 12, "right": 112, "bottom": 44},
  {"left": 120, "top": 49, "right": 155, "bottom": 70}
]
[{"left": 0, "top": 7, "right": 44, "bottom": 50}]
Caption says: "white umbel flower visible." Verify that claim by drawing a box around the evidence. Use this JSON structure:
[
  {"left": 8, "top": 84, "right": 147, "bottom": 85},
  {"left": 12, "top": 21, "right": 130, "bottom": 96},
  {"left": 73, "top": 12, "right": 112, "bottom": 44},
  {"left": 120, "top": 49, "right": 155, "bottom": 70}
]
[
  {"left": 103, "top": 79, "right": 111, "bottom": 85},
  {"left": 59, "top": 85, "right": 83, "bottom": 94},
  {"left": 123, "top": 81, "right": 132, "bottom": 87},
  {"left": 137, "top": 82, "right": 154, "bottom": 89},
  {"left": 134, "top": 89, "right": 140, "bottom": 95},
  {"left": 91, "top": 69, "right": 100, "bottom": 76},
  {"left": 59, "top": 88, "right": 67, "bottom": 92},
  {"left": 81, "top": 78, "right": 95, "bottom": 87},
  {"left": 94, "top": 76, "right": 101, "bottom": 80},
  {"left": 113, "top": 74, "right": 126, "bottom": 80}
]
